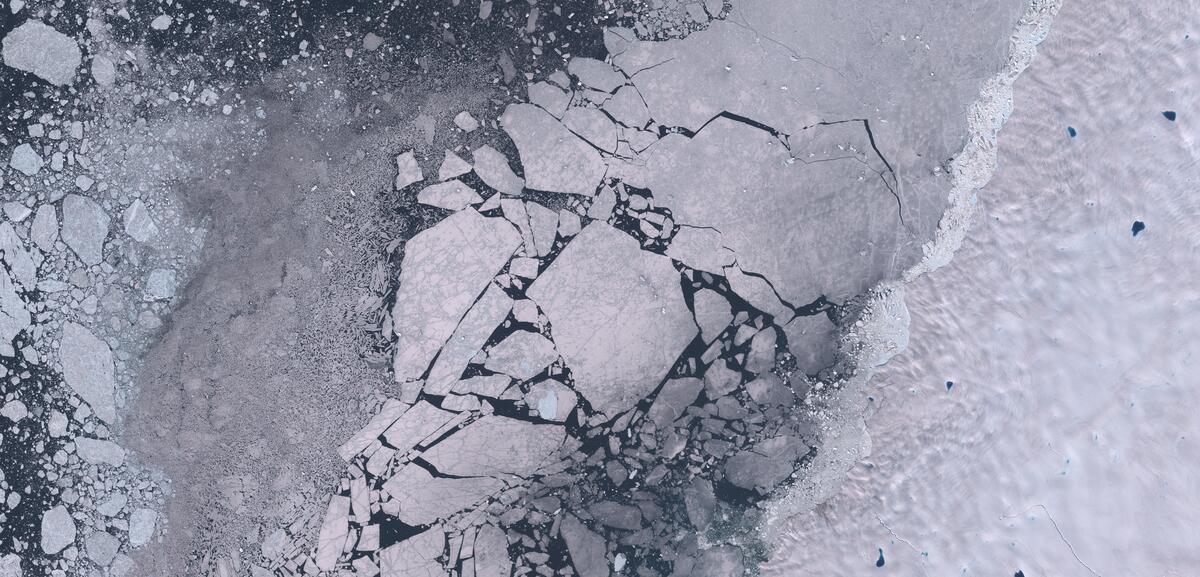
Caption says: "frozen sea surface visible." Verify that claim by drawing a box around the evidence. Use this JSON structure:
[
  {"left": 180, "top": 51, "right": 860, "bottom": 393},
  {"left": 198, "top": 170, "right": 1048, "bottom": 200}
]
[{"left": 767, "top": 1, "right": 1200, "bottom": 575}]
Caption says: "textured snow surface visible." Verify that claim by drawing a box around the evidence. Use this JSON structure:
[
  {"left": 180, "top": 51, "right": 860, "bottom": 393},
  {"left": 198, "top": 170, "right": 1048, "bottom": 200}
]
[{"left": 767, "top": 1, "right": 1200, "bottom": 574}]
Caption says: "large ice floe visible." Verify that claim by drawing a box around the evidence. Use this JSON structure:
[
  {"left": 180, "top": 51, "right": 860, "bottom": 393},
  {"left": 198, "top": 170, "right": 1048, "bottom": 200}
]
[{"left": 269, "top": 1, "right": 1047, "bottom": 575}]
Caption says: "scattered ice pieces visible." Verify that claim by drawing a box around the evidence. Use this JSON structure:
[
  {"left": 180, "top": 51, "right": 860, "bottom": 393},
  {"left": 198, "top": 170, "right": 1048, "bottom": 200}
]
[
  {"left": 393, "top": 150, "right": 423, "bottom": 190},
  {"left": 1, "top": 20, "right": 81, "bottom": 86},
  {"left": 8, "top": 143, "right": 43, "bottom": 176},
  {"left": 40, "top": 505, "right": 76, "bottom": 554},
  {"left": 62, "top": 194, "right": 111, "bottom": 265}
]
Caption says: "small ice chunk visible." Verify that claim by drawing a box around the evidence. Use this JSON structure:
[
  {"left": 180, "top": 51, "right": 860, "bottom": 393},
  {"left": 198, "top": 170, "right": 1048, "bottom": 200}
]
[
  {"left": 123, "top": 199, "right": 158, "bottom": 242},
  {"left": 454, "top": 111, "right": 480, "bottom": 132},
  {"left": 30, "top": 205, "right": 58, "bottom": 252},
  {"left": 666, "top": 226, "right": 734, "bottom": 273},
  {"left": 528, "top": 81, "right": 570, "bottom": 118},
  {"left": 149, "top": 15, "right": 172, "bottom": 30},
  {"left": 0, "top": 553, "right": 21, "bottom": 577},
  {"left": 483, "top": 330, "right": 558, "bottom": 381},
  {"left": 362, "top": 32, "right": 383, "bottom": 51},
  {"left": 567, "top": 57, "right": 627, "bottom": 93},
  {"left": 40, "top": 505, "right": 76, "bottom": 554},
  {"left": 128, "top": 508, "right": 157, "bottom": 547},
  {"left": 96, "top": 494, "right": 127, "bottom": 517},
  {"left": 47, "top": 410, "right": 68, "bottom": 436},
  {"left": 393, "top": 150, "right": 423, "bottom": 190},
  {"left": 1, "top": 20, "right": 81, "bottom": 86},
  {"left": 2, "top": 202, "right": 30, "bottom": 222},
  {"left": 472, "top": 145, "right": 524, "bottom": 194},
  {"left": 144, "top": 268, "right": 178, "bottom": 300},
  {"left": 417, "top": 181, "right": 481, "bottom": 212},
  {"left": 437, "top": 149, "right": 472, "bottom": 181},
  {"left": 8, "top": 143, "right": 43, "bottom": 176},
  {"left": 315, "top": 495, "right": 350, "bottom": 571},
  {"left": 75, "top": 174, "right": 94, "bottom": 191},
  {"left": 90, "top": 55, "right": 115, "bottom": 87},
  {"left": 60, "top": 322, "right": 117, "bottom": 423},
  {"left": 62, "top": 194, "right": 110, "bottom": 265},
  {"left": 74, "top": 437, "right": 126, "bottom": 466},
  {"left": 84, "top": 531, "right": 119, "bottom": 567},
  {"left": 0, "top": 399, "right": 28, "bottom": 421}
]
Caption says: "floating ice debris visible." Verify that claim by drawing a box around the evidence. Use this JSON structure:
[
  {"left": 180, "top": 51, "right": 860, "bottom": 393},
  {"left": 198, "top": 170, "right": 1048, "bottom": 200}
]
[
  {"left": 454, "top": 110, "right": 480, "bottom": 132},
  {"left": 62, "top": 194, "right": 110, "bottom": 265},
  {"left": 393, "top": 150, "right": 423, "bottom": 190},
  {"left": 1, "top": 20, "right": 81, "bottom": 86},
  {"left": 150, "top": 15, "right": 173, "bottom": 30},
  {"left": 362, "top": 32, "right": 383, "bottom": 51},
  {"left": 1132, "top": 220, "right": 1145, "bottom": 236},
  {"left": 8, "top": 143, "right": 43, "bottom": 176},
  {"left": 40, "top": 505, "right": 76, "bottom": 554},
  {"left": 560, "top": 515, "right": 607, "bottom": 577}
]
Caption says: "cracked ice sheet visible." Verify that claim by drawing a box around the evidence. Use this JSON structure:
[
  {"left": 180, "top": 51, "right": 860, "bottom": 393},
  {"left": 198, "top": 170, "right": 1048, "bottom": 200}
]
[
  {"left": 626, "top": 118, "right": 902, "bottom": 305},
  {"left": 391, "top": 208, "right": 521, "bottom": 382},
  {"left": 420, "top": 415, "right": 566, "bottom": 478},
  {"left": 381, "top": 464, "right": 503, "bottom": 526},
  {"left": 501, "top": 103, "right": 607, "bottom": 196},
  {"left": 609, "top": 0, "right": 1026, "bottom": 268},
  {"left": 528, "top": 222, "right": 696, "bottom": 416}
]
